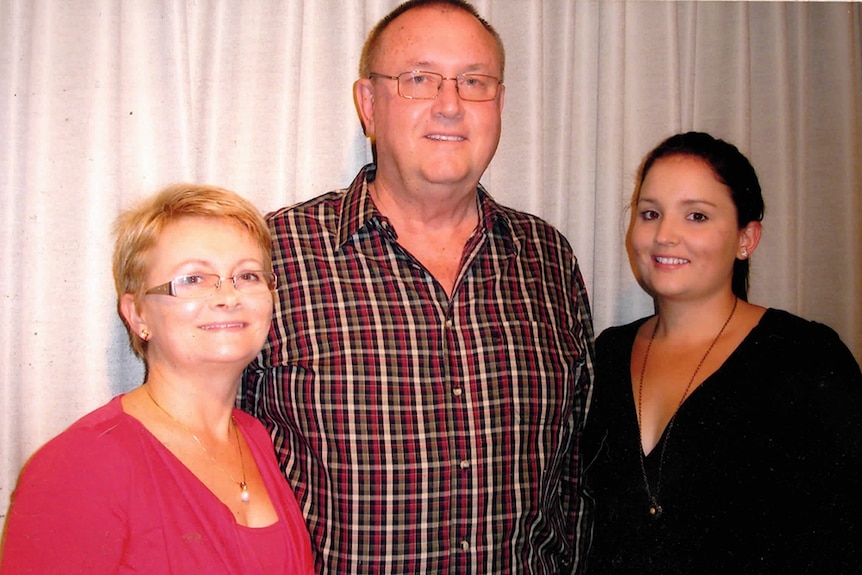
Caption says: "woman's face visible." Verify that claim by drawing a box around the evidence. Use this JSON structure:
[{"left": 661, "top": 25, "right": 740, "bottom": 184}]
[
  {"left": 132, "top": 216, "right": 273, "bottom": 373},
  {"left": 629, "top": 155, "right": 753, "bottom": 303}
]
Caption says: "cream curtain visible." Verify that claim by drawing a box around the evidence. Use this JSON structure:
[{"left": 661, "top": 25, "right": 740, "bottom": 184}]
[{"left": 2, "top": 0, "right": 860, "bottom": 518}]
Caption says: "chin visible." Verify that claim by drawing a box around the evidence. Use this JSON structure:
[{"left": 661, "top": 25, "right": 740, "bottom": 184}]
[
  {"left": 422, "top": 161, "right": 473, "bottom": 183},
  {"left": 206, "top": 348, "right": 260, "bottom": 366},
  {"left": 640, "top": 281, "right": 686, "bottom": 300}
]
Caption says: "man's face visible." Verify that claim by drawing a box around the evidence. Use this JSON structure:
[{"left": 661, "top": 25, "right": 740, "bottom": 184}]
[{"left": 357, "top": 6, "right": 505, "bottom": 197}]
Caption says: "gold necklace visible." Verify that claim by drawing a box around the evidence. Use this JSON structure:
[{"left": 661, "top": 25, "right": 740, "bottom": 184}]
[
  {"left": 144, "top": 385, "right": 250, "bottom": 503},
  {"left": 636, "top": 297, "right": 738, "bottom": 518}
]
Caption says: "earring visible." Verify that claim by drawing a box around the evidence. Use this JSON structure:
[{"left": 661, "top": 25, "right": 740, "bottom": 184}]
[
  {"left": 140, "top": 328, "right": 150, "bottom": 341},
  {"left": 740, "top": 248, "right": 748, "bottom": 259}
]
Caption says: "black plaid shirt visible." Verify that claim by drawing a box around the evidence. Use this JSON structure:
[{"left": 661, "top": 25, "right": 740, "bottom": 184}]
[{"left": 242, "top": 165, "right": 595, "bottom": 574}]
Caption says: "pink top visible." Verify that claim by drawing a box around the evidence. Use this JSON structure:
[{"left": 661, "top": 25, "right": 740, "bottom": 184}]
[{"left": 0, "top": 396, "right": 314, "bottom": 575}]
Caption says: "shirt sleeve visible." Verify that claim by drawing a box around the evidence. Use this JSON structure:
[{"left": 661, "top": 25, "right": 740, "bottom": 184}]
[
  {"left": 792, "top": 325, "right": 862, "bottom": 569},
  {"left": 568, "top": 260, "right": 596, "bottom": 575},
  {"left": 0, "top": 428, "right": 131, "bottom": 575},
  {"left": 239, "top": 357, "right": 264, "bottom": 415}
]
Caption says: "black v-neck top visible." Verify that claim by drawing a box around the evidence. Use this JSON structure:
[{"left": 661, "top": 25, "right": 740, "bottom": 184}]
[{"left": 582, "top": 309, "right": 862, "bottom": 574}]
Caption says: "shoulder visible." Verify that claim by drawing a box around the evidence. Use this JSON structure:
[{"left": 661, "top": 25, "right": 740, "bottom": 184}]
[
  {"left": 26, "top": 396, "right": 140, "bottom": 474},
  {"left": 29, "top": 397, "right": 139, "bottom": 464},
  {"left": 493, "top": 202, "right": 572, "bottom": 249},
  {"left": 13, "top": 397, "right": 142, "bottom": 504},
  {"left": 232, "top": 409, "right": 269, "bottom": 438},
  {"left": 596, "top": 317, "right": 649, "bottom": 354},
  {"left": 266, "top": 165, "right": 371, "bottom": 225},
  {"left": 488, "top": 202, "right": 585, "bottom": 286},
  {"left": 757, "top": 309, "right": 858, "bottom": 363},
  {"left": 265, "top": 190, "right": 347, "bottom": 244},
  {"left": 748, "top": 308, "right": 862, "bottom": 389},
  {"left": 232, "top": 409, "right": 281, "bottom": 457},
  {"left": 266, "top": 190, "right": 346, "bottom": 222},
  {"left": 758, "top": 308, "right": 833, "bottom": 337}
]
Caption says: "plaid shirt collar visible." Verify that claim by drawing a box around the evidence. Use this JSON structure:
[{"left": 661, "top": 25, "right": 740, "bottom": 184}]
[{"left": 335, "top": 163, "right": 518, "bottom": 258}]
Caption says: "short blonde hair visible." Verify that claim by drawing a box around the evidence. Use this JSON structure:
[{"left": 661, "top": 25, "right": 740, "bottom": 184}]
[{"left": 112, "top": 183, "right": 272, "bottom": 358}]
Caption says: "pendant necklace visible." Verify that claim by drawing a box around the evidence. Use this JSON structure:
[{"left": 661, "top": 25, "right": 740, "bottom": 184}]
[
  {"left": 636, "top": 297, "right": 737, "bottom": 518},
  {"left": 144, "top": 385, "right": 250, "bottom": 503}
]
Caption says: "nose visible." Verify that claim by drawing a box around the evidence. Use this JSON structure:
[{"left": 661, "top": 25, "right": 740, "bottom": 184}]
[
  {"left": 433, "top": 77, "right": 464, "bottom": 116},
  {"left": 655, "top": 216, "right": 679, "bottom": 245},
  {"left": 211, "top": 276, "right": 241, "bottom": 305}
]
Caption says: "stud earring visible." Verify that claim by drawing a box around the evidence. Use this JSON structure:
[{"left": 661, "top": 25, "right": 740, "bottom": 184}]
[
  {"left": 140, "top": 328, "right": 150, "bottom": 341},
  {"left": 740, "top": 248, "right": 748, "bottom": 259}
]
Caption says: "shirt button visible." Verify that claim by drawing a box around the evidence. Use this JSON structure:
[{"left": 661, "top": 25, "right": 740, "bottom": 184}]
[
  {"left": 460, "top": 540, "right": 470, "bottom": 551},
  {"left": 459, "top": 459, "right": 471, "bottom": 469},
  {"left": 445, "top": 319, "right": 453, "bottom": 329},
  {"left": 453, "top": 388, "right": 463, "bottom": 396}
]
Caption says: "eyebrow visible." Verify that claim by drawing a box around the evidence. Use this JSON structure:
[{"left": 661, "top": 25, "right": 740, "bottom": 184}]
[
  {"left": 407, "top": 60, "right": 491, "bottom": 74},
  {"left": 170, "top": 257, "right": 264, "bottom": 271},
  {"left": 637, "top": 197, "right": 718, "bottom": 208}
]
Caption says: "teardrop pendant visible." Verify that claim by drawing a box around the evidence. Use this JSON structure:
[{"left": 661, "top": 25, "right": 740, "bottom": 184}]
[
  {"left": 145, "top": 388, "right": 251, "bottom": 507},
  {"left": 648, "top": 497, "right": 663, "bottom": 518}
]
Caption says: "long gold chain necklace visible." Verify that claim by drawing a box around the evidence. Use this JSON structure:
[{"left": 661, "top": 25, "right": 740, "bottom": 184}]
[
  {"left": 144, "top": 385, "right": 250, "bottom": 503},
  {"left": 636, "top": 297, "right": 738, "bottom": 518}
]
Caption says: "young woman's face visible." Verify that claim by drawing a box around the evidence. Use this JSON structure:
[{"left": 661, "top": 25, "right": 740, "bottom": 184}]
[{"left": 629, "top": 155, "right": 750, "bottom": 303}]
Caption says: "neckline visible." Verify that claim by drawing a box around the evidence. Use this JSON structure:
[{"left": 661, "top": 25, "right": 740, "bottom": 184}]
[
  {"left": 626, "top": 307, "right": 773, "bottom": 457},
  {"left": 116, "top": 398, "right": 279, "bottom": 529}
]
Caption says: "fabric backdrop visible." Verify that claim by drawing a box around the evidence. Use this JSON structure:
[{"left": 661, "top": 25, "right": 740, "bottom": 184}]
[{"left": 1, "top": 0, "right": 860, "bottom": 520}]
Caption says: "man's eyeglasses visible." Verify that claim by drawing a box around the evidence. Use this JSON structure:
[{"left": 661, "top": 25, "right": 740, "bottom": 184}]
[
  {"left": 145, "top": 271, "right": 277, "bottom": 299},
  {"left": 368, "top": 71, "right": 502, "bottom": 102}
]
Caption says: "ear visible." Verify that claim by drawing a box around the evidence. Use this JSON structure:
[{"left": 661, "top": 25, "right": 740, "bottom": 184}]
[
  {"left": 120, "top": 293, "right": 148, "bottom": 340},
  {"left": 496, "top": 83, "right": 506, "bottom": 114},
  {"left": 354, "top": 78, "right": 376, "bottom": 138},
  {"left": 738, "top": 221, "right": 762, "bottom": 259}
]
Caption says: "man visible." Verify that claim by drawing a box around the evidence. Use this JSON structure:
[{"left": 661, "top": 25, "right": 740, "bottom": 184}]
[{"left": 242, "top": 1, "right": 595, "bottom": 572}]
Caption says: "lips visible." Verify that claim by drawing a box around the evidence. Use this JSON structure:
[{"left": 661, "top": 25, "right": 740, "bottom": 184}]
[
  {"left": 655, "top": 256, "right": 689, "bottom": 265},
  {"left": 426, "top": 134, "right": 465, "bottom": 141},
  {"left": 199, "top": 322, "right": 246, "bottom": 330}
]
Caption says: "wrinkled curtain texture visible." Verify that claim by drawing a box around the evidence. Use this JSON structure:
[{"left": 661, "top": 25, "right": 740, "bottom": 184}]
[{"left": 1, "top": 1, "right": 860, "bottom": 518}]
